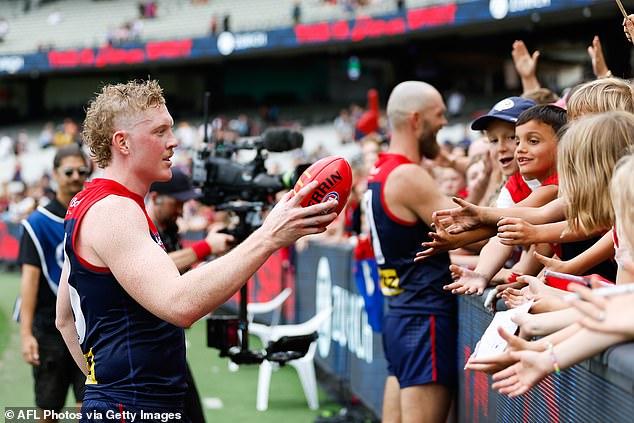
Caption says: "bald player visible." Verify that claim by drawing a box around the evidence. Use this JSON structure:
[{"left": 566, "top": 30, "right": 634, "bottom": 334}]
[{"left": 364, "top": 81, "right": 461, "bottom": 422}]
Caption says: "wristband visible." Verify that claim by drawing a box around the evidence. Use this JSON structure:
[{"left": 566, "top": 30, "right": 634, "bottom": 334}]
[
  {"left": 508, "top": 272, "right": 521, "bottom": 283},
  {"left": 192, "top": 240, "right": 212, "bottom": 260},
  {"left": 544, "top": 341, "right": 561, "bottom": 374}
]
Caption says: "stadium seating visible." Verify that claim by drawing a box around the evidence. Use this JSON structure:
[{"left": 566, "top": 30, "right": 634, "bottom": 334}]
[{"left": 0, "top": 0, "right": 441, "bottom": 54}]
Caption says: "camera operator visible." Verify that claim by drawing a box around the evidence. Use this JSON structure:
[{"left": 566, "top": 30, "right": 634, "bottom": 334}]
[
  {"left": 147, "top": 166, "right": 234, "bottom": 423},
  {"left": 147, "top": 167, "right": 233, "bottom": 272},
  {"left": 55, "top": 79, "right": 338, "bottom": 421}
]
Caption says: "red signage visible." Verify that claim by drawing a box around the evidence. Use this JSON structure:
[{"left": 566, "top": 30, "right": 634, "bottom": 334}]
[
  {"left": 48, "top": 40, "right": 193, "bottom": 69},
  {"left": 294, "top": 4, "right": 457, "bottom": 44}
]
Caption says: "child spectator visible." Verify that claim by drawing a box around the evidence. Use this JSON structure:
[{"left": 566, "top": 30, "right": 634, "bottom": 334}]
[{"left": 447, "top": 105, "right": 567, "bottom": 296}]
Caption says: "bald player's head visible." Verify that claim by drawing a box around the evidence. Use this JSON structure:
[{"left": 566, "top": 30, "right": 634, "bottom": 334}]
[{"left": 387, "top": 81, "right": 442, "bottom": 130}]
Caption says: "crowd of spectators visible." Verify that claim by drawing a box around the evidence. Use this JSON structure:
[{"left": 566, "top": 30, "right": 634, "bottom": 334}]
[{"left": 3, "top": 14, "right": 634, "bottom": 415}]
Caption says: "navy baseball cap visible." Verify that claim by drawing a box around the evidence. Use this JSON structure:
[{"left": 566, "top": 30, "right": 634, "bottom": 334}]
[
  {"left": 471, "top": 97, "right": 537, "bottom": 131},
  {"left": 150, "top": 167, "right": 202, "bottom": 202}
]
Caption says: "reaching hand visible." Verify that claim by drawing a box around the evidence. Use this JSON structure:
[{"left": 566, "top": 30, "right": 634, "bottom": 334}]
[
  {"left": 432, "top": 197, "right": 483, "bottom": 235},
  {"left": 492, "top": 349, "right": 552, "bottom": 398},
  {"left": 533, "top": 250, "right": 571, "bottom": 274},
  {"left": 414, "top": 215, "right": 458, "bottom": 261},
  {"left": 497, "top": 217, "right": 538, "bottom": 246},
  {"left": 569, "top": 284, "right": 634, "bottom": 338},
  {"left": 465, "top": 327, "right": 544, "bottom": 374},
  {"left": 587, "top": 35, "right": 610, "bottom": 78},
  {"left": 500, "top": 286, "right": 531, "bottom": 309},
  {"left": 511, "top": 40, "right": 540, "bottom": 80},
  {"left": 503, "top": 275, "right": 554, "bottom": 312},
  {"left": 443, "top": 264, "right": 488, "bottom": 295},
  {"left": 511, "top": 310, "right": 544, "bottom": 339}
]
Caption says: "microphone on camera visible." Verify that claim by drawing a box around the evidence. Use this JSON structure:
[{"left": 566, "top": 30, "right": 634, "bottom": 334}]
[{"left": 260, "top": 128, "right": 304, "bottom": 152}]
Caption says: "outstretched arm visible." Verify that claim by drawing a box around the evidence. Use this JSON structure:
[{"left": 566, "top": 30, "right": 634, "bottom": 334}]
[
  {"left": 81, "top": 181, "right": 337, "bottom": 328},
  {"left": 497, "top": 219, "right": 603, "bottom": 246},
  {"left": 492, "top": 328, "right": 628, "bottom": 397},
  {"left": 436, "top": 190, "right": 563, "bottom": 235},
  {"left": 532, "top": 231, "right": 615, "bottom": 276}
]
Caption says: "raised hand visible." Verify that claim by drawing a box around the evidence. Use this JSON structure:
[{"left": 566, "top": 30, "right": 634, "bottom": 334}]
[
  {"left": 587, "top": 35, "right": 610, "bottom": 78},
  {"left": 443, "top": 264, "right": 488, "bottom": 295},
  {"left": 511, "top": 40, "right": 540, "bottom": 92},
  {"left": 512, "top": 40, "right": 539, "bottom": 80},
  {"left": 624, "top": 15, "right": 634, "bottom": 44},
  {"left": 497, "top": 217, "right": 537, "bottom": 246}
]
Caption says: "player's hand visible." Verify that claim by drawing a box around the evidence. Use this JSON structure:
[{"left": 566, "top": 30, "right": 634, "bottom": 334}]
[
  {"left": 432, "top": 197, "right": 483, "bottom": 235},
  {"left": 444, "top": 264, "right": 488, "bottom": 296},
  {"left": 497, "top": 217, "right": 538, "bottom": 246},
  {"left": 21, "top": 334, "right": 40, "bottom": 366},
  {"left": 260, "top": 181, "right": 338, "bottom": 249}
]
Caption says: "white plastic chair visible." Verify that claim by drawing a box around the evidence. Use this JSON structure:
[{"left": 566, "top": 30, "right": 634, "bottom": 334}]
[
  {"left": 228, "top": 288, "right": 293, "bottom": 372},
  {"left": 254, "top": 307, "right": 332, "bottom": 411},
  {"left": 247, "top": 287, "right": 293, "bottom": 326}
]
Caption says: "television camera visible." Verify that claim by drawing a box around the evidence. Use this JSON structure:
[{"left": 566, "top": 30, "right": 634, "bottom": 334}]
[{"left": 191, "top": 104, "right": 315, "bottom": 365}]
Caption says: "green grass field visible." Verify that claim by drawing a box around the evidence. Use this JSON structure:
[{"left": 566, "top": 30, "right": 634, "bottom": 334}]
[{"left": 0, "top": 271, "right": 339, "bottom": 421}]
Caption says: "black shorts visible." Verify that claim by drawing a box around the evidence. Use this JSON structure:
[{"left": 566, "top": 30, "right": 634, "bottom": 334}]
[{"left": 33, "top": 328, "right": 86, "bottom": 410}]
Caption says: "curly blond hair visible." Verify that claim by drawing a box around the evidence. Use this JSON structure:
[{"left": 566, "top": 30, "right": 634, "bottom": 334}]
[
  {"left": 566, "top": 78, "right": 634, "bottom": 120},
  {"left": 82, "top": 79, "right": 165, "bottom": 168},
  {"left": 558, "top": 111, "right": 634, "bottom": 234}
]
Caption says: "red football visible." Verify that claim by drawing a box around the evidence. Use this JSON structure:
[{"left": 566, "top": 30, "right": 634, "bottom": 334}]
[{"left": 292, "top": 156, "right": 352, "bottom": 216}]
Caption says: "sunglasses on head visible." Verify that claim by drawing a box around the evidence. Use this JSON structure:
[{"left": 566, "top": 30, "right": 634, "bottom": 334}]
[{"left": 62, "top": 167, "right": 89, "bottom": 177}]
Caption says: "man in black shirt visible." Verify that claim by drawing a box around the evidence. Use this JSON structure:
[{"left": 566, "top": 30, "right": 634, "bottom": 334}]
[{"left": 19, "top": 145, "right": 89, "bottom": 419}]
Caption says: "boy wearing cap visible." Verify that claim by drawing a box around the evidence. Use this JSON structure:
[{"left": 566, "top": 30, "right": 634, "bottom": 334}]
[
  {"left": 471, "top": 96, "right": 537, "bottom": 207},
  {"left": 445, "top": 105, "right": 567, "bottom": 296}
]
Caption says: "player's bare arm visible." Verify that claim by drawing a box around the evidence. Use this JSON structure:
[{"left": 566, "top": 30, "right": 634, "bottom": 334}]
[{"left": 80, "top": 181, "right": 336, "bottom": 327}]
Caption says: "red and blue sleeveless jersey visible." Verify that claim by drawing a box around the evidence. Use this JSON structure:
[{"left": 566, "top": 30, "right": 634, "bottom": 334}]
[
  {"left": 64, "top": 178, "right": 186, "bottom": 407},
  {"left": 364, "top": 153, "right": 456, "bottom": 317}
]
